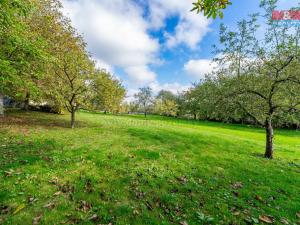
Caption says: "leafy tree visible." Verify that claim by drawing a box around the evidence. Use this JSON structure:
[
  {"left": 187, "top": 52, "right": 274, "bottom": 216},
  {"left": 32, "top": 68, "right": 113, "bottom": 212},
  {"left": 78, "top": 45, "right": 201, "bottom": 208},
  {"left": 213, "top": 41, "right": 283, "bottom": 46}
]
[
  {"left": 192, "top": 0, "right": 232, "bottom": 19},
  {"left": 184, "top": 89, "right": 201, "bottom": 120},
  {"left": 154, "top": 90, "right": 178, "bottom": 116},
  {"left": 212, "top": 0, "right": 300, "bottom": 158},
  {"left": 53, "top": 37, "right": 94, "bottom": 128},
  {"left": 213, "top": 15, "right": 259, "bottom": 77},
  {"left": 0, "top": 0, "right": 46, "bottom": 115},
  {"left": 134, "top": 87, "right": 153, "bottom": 117},
  {"left": 36, "top": 4, "right": 95, "bottom": 128},
  {"left": 91, "top": 69, "right": 126, "bottom": 114},
  {"left": 127, "top": 102, "right": 138, "bottom": 114}
]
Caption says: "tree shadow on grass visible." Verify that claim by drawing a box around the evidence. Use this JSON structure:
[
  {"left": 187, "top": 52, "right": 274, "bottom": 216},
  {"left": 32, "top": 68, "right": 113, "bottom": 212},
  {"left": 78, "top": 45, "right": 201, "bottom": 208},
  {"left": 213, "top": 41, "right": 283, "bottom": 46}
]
[{"left": 0, "top": 112, "right": 88, "bottom": 129}]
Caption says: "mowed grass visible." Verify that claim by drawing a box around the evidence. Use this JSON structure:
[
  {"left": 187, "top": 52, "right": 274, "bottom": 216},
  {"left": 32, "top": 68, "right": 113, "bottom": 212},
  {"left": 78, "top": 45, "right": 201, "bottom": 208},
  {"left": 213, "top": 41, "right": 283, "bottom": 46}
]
[{"left": 0, "top": 110, "right": 299, "bottom": 225}]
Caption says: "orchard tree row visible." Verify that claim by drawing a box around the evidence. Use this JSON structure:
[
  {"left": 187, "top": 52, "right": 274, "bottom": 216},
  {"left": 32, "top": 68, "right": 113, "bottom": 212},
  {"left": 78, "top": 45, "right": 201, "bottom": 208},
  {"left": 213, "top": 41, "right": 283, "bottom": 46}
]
[
  {"left": 0, "top": 0, "right": 125, "bottom": 128},
  {"left": 132, "top": 1, "right": 300, "bottom": 159}
]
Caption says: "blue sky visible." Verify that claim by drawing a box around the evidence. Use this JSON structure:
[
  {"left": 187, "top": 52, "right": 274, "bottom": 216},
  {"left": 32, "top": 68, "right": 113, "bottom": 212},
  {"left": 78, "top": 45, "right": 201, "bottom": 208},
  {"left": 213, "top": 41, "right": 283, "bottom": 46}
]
[{"left": 62, "top": 0, "right": 299, "bottom": 99}]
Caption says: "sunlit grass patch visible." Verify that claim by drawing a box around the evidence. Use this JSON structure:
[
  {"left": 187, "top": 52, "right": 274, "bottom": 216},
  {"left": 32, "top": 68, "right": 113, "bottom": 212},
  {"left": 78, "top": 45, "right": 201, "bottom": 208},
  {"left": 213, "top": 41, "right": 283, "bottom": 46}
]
[{"left": 0, "top": 111, "right": 299, "bottom": 224}]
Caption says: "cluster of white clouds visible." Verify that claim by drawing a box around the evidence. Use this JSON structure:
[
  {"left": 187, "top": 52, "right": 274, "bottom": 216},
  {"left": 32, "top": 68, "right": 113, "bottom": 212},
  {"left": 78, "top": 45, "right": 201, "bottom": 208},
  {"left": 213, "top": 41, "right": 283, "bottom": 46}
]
[
  {"left": 184, "top": 59, "right": 217, "bottom": 80},
  {"left": 147, "top": 1, "right": 211, "bottom": 48},
  {"left": 62, "top": 0, "right": 159, "bottom": 85},
  {"left": 62, "top": 0, "right": 212, "bottom": 99}
]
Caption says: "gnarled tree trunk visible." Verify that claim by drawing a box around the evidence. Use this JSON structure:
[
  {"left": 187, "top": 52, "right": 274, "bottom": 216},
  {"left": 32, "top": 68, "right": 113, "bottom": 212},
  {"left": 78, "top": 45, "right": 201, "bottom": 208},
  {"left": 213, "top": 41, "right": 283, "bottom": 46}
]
[
  {"left": 71, "top": 109, "right": 75, "bottom": 129},
  {"left": 0, "top": 93, "right": 4, "bottom": 116},
  {"left": 265, "top": 118, "right": 274, "bottom": 159}
]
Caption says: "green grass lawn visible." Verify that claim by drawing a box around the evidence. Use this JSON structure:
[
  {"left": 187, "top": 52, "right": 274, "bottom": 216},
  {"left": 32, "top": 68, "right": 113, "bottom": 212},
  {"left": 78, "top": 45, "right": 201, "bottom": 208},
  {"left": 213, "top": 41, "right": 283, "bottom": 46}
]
[{"left": 0, "top": 111, "right": 299, "bottom": 225}]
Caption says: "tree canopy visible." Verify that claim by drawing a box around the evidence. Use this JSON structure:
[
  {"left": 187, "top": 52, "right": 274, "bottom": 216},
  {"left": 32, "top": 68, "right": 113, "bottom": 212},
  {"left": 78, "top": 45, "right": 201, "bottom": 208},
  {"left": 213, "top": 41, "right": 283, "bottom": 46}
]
[{"left": 0, "top": 0, "right": 126, "bottom": 127}]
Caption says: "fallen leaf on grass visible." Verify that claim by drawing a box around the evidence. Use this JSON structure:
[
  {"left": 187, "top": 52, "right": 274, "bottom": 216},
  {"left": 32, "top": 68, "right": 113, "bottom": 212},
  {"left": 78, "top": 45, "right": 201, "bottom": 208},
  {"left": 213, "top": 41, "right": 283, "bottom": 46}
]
[
  {"left": 48, "top": 178, "right": 59, "bottom": 185},
  {"left": 255, "top": 195, "right": 263, "bottom": 202},
  {"left": 230, "top": 207, "right": 240, "bottom": 216},
  {"left": 77, "top": 200, "right": 91, "bottom": 213},
  {"left": 89, "top": 214, "right": 99, "bottom": 222},
  {"left": 177, "top": 176, "right": 188, "bottom": 184},
  {"left": 4, "top": 170, "right": 14, "bottom": 177},
  {"left": 280, "top": 218, "right": 289, "bottom": 224},
  {"left": 179, "top": 221, "right": 188, "bottom": 225},
  {"left": 13, "top": 203, "right": 26, "bottom": 215},
  {"left": 133, "top": 209, "right": 139, "bottom": 215},
  {"left": 43, "top": 202, "right": 55, "bottom": 209},
  {"left": 135, "top": 191, "right": 145, "bottom": 199},
  {"left": 231, "top": 182, "right": 243, "bottom": 189},
  {"left": 27, "top": 197, "right": 38, "bottom": 204},
  {"left": 232, "top": 211, "right": 240, "bottom": 216},
  {"left": 259, "top": 215, "right": 274, "bottom": 224},
  {"left": 296, "top": 212, "right": 300, "bottom": 218},
  {"left": 53, "top": 191, "right": 62, "bottom": 196},
  {"left": 32, "top": 214, "right": 43, "bottom": 225}
]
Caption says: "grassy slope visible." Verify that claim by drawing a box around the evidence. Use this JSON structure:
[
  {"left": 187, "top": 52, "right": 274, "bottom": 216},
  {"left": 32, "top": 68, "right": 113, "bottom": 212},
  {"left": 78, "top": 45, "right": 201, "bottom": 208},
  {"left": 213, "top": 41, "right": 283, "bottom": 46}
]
[{"left": 0, "top": 111, "right": 299, "bottom": 225}]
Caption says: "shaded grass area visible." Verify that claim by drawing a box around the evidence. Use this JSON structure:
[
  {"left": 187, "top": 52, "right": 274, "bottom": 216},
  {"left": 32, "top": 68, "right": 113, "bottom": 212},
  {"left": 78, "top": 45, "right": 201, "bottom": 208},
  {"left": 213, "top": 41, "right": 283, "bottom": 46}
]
[{"left": 0, "top": 111, "right": 299, "bottom": 224}]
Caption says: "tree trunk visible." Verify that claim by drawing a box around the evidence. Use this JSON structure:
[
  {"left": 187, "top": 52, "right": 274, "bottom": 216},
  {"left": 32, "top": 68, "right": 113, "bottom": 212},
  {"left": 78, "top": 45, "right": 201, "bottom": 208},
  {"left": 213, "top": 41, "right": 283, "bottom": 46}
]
[
  {"left": 0, "top": 93, "right": 4, "bottom": 116},
  {"left": 265, "top": 119, "right": 274, "bottom": 159},
  {"left": 24, "top": 92, "right": 30, "bottom": 111},
  {"left": 144, "top": 111, "right": 147, "bottom": 117},
  {"left": 71, "top": 110, "right": 75, "bottom": 129},
  {"left": 193, "top": 113, "right": 197, "bottom": 120}
]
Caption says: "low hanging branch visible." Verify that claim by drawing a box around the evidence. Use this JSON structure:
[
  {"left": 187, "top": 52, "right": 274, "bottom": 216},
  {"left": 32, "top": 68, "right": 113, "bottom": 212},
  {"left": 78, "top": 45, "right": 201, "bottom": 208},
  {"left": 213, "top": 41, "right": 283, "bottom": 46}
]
[{"left": 191, "top": 0, "right": 232, "bottom": 18}]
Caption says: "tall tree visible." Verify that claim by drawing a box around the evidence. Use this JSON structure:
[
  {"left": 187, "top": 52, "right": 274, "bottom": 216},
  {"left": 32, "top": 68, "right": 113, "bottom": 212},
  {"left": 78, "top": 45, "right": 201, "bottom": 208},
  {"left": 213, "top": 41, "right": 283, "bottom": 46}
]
[
  {"left": 134, "top": 87, "right": 153, "bottom": 117},
  {"left": 52, "top": 36, "right": 94, "bottom": 129},
  {"left": 214, "top": 0, "right": 300, "bottom": 158},
  {"left": 0, "top": 0, "right": 45, "bottom": 115}
]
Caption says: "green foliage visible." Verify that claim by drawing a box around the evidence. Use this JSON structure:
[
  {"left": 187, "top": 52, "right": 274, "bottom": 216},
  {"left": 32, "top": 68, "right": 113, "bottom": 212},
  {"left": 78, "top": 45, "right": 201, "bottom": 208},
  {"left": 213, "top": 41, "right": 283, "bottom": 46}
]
[
  {"left": 91, "top": 70, "right": 126, "bottom": 114},
  {"left": 154, "top": 90, "right": 178, "bottom": 117},
  {"left": 191, "top": 0, "right": 232, "bottom": 19},
  {"left": 186, "top": 1, "right": 300, "bottom": 158},
  {"left": 134, "top": 87, "right": 153, "bottom": 116},
  {"left": 0, "top": 0, "right": 126, "bottom": 124},
  {"left": 0, "top": 0, "right": 47, "bottom": 99}
]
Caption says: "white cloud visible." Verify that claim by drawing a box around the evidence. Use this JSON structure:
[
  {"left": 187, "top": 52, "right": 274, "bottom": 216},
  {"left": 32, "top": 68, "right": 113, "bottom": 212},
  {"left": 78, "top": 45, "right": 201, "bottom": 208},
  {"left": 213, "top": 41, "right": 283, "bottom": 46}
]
[
  {"left": 148, "top": 0, "right": 211, "bottom": 49},
  {"left": 184, "top": 59, "right": 217, "bottom": 79},
  {"left": 149, "top": 81, "right": 190, "bottom": 95},
  {"left": 62, "top": 0, "right": 159, "bottom": 85},
  {"left": 125, "top": 66, "right": 156, "bottom": 84},
  {"left": 61, "top": 0, "right": 211, "bottom": 98},
  {"left": 94, "top": 59, "right": 114, "bottom": 74}
]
